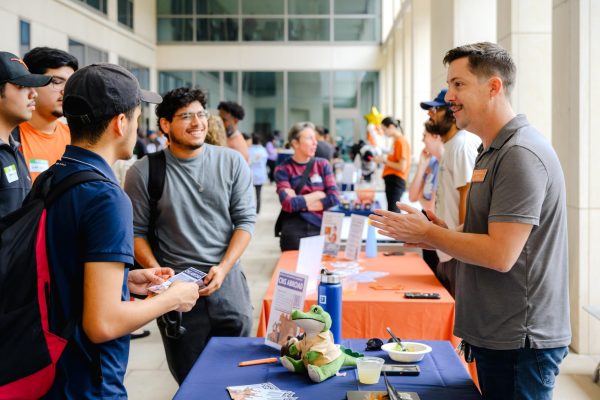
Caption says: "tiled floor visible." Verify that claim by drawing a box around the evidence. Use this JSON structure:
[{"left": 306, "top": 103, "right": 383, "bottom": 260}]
[{"left": 124, "top": 182, "right": 600, "bottom": 399}]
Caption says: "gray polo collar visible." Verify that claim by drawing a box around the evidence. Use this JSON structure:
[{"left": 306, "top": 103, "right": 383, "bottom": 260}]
[{"left": 489, "top": 114, "right": 529, "bottom": 150}]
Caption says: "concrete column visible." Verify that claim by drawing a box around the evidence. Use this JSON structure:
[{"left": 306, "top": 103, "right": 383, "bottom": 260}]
[
  {"left": 497, "top": 0, "right": 552, "bottom": 140},
  {"left": 393, "top": 20, "right": 404, "bottom": 123},
  {"left": 107, "top": 0, "right": 118, "bottom": 23},
  {"left": 410, "top": 0, "right": 431, "bottom": 155},
  {"left": 553, "top": 0, "right": 600, "bottom": 354},
  {"left": 430, "top": 0, "right": 496, "bottom": 97}
]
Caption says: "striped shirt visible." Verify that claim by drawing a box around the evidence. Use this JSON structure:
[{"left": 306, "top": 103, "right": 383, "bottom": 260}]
[{"left": 275, "top": 157, "right": 339, "bottom": 227}]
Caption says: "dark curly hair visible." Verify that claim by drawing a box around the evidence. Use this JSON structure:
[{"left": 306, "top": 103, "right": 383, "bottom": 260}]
[
  {"left": 217, "top": 101, "right": 245, "bottom": 120},
  {"left": 156, "top": 87, "right": 207, "bottom": 132},
  {"left": 23, "top": 47, "right": 79, "bottom": 74}
]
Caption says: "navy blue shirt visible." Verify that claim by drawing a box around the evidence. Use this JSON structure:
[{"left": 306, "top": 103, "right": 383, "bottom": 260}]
[{"left": 44, "top": 145, "right": 134, "bottom": 399}]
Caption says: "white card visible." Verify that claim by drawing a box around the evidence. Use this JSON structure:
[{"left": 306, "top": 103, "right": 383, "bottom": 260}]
[
  {"left": 148, "top": 267, "right": 207, "bottom": 293},
  {"left": 296, "top": 235, "right": 325, "bottom": 294},
  {"left": 320, "top": 211, "right": 344, "bottom": 257},
  {"left": 29, "top": 159, "right": 49, "bottom": 173},
  {"left": 344, "top": 214, "right": 367, "bottom": 261}
]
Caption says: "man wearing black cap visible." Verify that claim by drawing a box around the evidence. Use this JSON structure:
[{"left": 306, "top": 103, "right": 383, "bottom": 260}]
[
  {"left": 42, "top": 63, "right": 200, "bottom": 399},
  {"left": 418, "top": 88, "right": 479, "bottom": 297},
  {"left": 0, "top": 51, "right": 51, "bottom": 218}
]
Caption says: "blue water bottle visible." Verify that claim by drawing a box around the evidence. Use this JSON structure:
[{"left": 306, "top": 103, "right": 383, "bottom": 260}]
[{"left": 318, "top": 269, "right": 342, "bottom": 344}]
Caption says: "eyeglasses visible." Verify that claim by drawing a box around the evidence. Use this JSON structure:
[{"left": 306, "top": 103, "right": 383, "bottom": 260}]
[
  {"left": 175, "top": 111, "right": 210, "bottom": 121},
  {"left": 49, "top": 76, "right": 67, "bottom": 91}
]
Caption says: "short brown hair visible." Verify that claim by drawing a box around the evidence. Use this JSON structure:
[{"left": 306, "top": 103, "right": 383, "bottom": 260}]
[
  {"left": 287, "top": 121, "right": 315, "bottom": 146},
  {"left": 443, "top": 42, "right": 516, "bottom": 96}
]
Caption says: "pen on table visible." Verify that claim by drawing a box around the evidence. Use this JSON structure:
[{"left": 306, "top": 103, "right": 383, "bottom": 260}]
[{"left": 238, "top": 357, "right": 279, "bottom": 367}]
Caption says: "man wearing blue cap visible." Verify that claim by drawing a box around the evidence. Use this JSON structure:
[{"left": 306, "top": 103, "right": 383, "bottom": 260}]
[
  {"left": 42, "top": 63, "right": 201, "bottom": 399},
  {"left": 0, "top": 51, "right": 51, "bottom": 218},
  {"left": 419, "top": 88, "right": 480, "bottom": 297}
]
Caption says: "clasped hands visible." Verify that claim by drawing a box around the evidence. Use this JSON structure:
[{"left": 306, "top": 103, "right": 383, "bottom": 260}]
[{"left": 369, "top": 202, "right": 448, "bottom": 249}]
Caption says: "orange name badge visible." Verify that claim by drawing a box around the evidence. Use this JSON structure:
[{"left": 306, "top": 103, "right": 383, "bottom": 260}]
[{"left": 471, "top": 169, "right": 487, "bottom": 183}]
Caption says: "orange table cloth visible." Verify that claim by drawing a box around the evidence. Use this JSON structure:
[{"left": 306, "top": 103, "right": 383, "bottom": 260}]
[{"left": 257, "top": 251, "right": 456, "bottom": 341}]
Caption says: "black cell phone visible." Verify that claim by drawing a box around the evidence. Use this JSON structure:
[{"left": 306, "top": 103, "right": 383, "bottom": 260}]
[
  {"left": 381, "top": 364, "right": 420, "bottom": 376},
  {"left": 404, "top": 292, "right": 441, "bottom": 299}
]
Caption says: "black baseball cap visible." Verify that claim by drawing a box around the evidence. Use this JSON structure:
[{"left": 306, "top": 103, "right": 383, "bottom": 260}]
[
  {"left": 63, "top": 63, "right": 161, "bottom": 124},
  {"left": 0, "top": 51, "right": 51, "bottom": 87},
  {"left": 420, "top": 88, "right": 449, "bottom": 110}
]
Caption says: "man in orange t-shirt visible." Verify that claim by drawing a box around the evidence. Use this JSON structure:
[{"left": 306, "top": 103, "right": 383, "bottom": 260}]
[
  {"left": 379, "top": 117, "right": 411, "bottom": 212},
  {"left": 18, "top": 47, "right": 78, "bottom": 181}
]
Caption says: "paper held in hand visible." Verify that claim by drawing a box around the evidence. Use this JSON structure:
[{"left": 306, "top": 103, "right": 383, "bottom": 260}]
[
  {"left": 264, "top": 270, "right": 308, "bottom": 350},
  {"left": 344, "top": 214, "right": 367, "bottom": 261},
  {"left": 148, "top": 267, "right": 207, "bottom": 294}
]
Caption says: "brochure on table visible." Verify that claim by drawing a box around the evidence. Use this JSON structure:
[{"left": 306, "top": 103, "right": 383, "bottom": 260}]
[
  {"left": 265, "top": 270, "right": 308, "bottom": 350},
  {"left": 320, "top": 211, "right": 344, "bottom": 256},
  {"left": 344, "top": 214, "right": 367, "bottom": 260},
  {"left": 296, "top": 234, "right": 325, "bottom": 294},
  {"left": 227, "top": 382, "right": 297, "bottom": 400}
]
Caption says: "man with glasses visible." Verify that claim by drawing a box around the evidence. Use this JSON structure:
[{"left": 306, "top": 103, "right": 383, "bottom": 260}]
[
  {"left": 419, "top": 88, "right": 480, "bottom": 297},
  {"left": 0, "top": 51, "right": 51, "bottom": 218},
  {"left": 125, "top": 87, "right": 255, "bottom": 384},
  {"left": 17, "top": 47, "right": 78, "bottom": 182}
]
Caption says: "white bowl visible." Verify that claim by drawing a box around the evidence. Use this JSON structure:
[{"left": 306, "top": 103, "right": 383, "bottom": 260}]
[{"left": 381, "top": 341, "right": 432, "bottom": 363}]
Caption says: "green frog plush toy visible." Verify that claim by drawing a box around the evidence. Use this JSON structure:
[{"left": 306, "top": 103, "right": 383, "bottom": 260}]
[{"left": 279, "top": 305, "right": 362, "bottom": 383}]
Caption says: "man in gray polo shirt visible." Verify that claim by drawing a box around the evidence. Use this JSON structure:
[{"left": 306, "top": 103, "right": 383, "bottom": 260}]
[{"left": 370, "top": 42, "right": 570, "bottom": 400}]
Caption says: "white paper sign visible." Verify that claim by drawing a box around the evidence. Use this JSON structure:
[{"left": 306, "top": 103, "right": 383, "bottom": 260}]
[
  {"left": 296, "top": 235, "right": 325, "bottom": 294},
  {"left": 320, "top": 211, "right": 344, "bottom": 257},
  {"left": 265, "top": 270, "right": 308, "bottom": 350},
  {"left": 344, "top": 214, "right": 367, "bottom": 261}
]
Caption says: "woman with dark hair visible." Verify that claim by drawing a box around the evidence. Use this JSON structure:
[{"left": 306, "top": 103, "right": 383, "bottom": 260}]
[
  {"left": 378, "top": 117, "right": 411, "bottom": 212},
  {"left": 274, "top": 122, "right": 339, "bottom": 251}
]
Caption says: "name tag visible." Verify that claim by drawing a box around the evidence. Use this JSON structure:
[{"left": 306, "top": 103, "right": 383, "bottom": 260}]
[
  {"left": 310, "top": 174, "right": 323, "bottom": 184},
  {"left": 471, "top": 169, "right": 487, "bottom": 183},
  {"left": 3, "top": 164, "right": 19, "bottom": 183},
  {"left": 29, "top": 159, "right": 49, "bottom": 173}
]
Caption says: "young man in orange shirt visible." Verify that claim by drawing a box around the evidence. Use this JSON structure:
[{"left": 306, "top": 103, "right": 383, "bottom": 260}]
[{"left": 18, "top": 47, "right": 78, "bottom": 181}]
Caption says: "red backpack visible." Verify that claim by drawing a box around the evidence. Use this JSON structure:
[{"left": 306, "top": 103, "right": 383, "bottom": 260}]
[{"left": 0, "top": 170, "right": 107, "bottom": 400}]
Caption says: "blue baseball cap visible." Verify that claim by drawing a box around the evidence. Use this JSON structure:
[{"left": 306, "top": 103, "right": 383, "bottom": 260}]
[{"left": 420, "top": 88, "right": 449, "bottom": 110}]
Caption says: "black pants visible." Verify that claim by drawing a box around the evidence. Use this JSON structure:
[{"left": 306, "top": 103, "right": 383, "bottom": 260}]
[
  {"left": 157, "top": 266, "right": 252, "bottom": 384},
  {"left": 254, "top": 185, "right": 262, "bottom": 214},
  {"left": 435, "top": 258, "right": 457, "bottom": 298},
  {"left": 384, "top": 174, "right": 406, "bottom": 212},
  {"left": 422, "top": 249, "right": 439, "bottom": 273},
  {"left": 267, "top": 159, "right": 277, "bottom": 183},
  {"left": 279, "top": 213, "right": 321, "bottom": 251}
]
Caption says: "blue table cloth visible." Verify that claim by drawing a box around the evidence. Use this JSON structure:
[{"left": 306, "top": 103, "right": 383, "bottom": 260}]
[{"left": 174, "top": 337, "right": 482, "bottom": 400}]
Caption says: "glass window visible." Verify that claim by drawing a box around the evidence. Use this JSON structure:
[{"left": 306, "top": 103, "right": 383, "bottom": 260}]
[
  {"left": 242, "top": 19, "right": 284, "bottom": 41},
  {"left": 333, "top": 72, "right": 358, "bottom": 108},
  {"left": 68, "top": 39, "right": 107, "bottom": 67},
  {"left": 74, "top": 0, "right": 108, "bottom": 14},
  {"left": 288, "top": 0, "right": 329, "bottom": 15},
  {"left": 19, "top": 20, "right": 30, "bottom": 57},
  {"left": 288, "top": 19, "right": 329, "bottom": 41},
  {"left": 195, "top": 71, "right": 221, "bottom": 109},
  {"left": 119, "top": 57, "right": 150, "bottom": 89},
  {"left": 242, "top": 0, "right": 284, "bottom": 15},
  {"left": 241, "top": 72, "right": 283, "bottom": 136},
  {"left": 359, "top": 71, "right": 379, "bottom": 133},
  {"left": 334, "top": 0, "right": 378, "bottom": 14},
  {"left": 288, "top": 72, "right": 330, "bottom": 127},
  {"left": 157, "top": 0, "right": 193, "bottom": 14},
  {"left": 223, "top": 71, "right": 238, "bottom": 102},
  {"left": 159, "top": 71, "right": 194, "bottom": 95},
  {"left": 118, "top": 0, "right": 134, "bottom": 29},
  {"left": 158, "top": 18, "right": 194, "bottom": 42},
  {"left": 197, "top": 18, "right": 238, "bottom": 41},
  {"left": 334, "top": 18, "right": 377, "bottom": 41},
  {"left": 196, "top": 0, "right": 238, "bottom": 14}
]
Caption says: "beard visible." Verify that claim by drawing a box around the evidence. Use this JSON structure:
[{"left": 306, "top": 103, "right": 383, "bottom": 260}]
[
  {"left": 169, "top": 131, "right": 204, "bottom": 151},
  {"left": 225, "top": 124, "right": 235, "bottom": 137},
  {"left": 51, "top": 109, "right": 63, "bottom": 118},
  {"left": 425, "top": 111, "right": 454, "bottom": 137}
]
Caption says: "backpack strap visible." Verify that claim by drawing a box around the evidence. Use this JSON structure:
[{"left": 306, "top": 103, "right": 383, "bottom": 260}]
[
  {"left": 293, "top": 157, "right": 316, "bottom": 194},
  {"left": 146, "top": 151, "right": 166, "bottom": 260}
]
